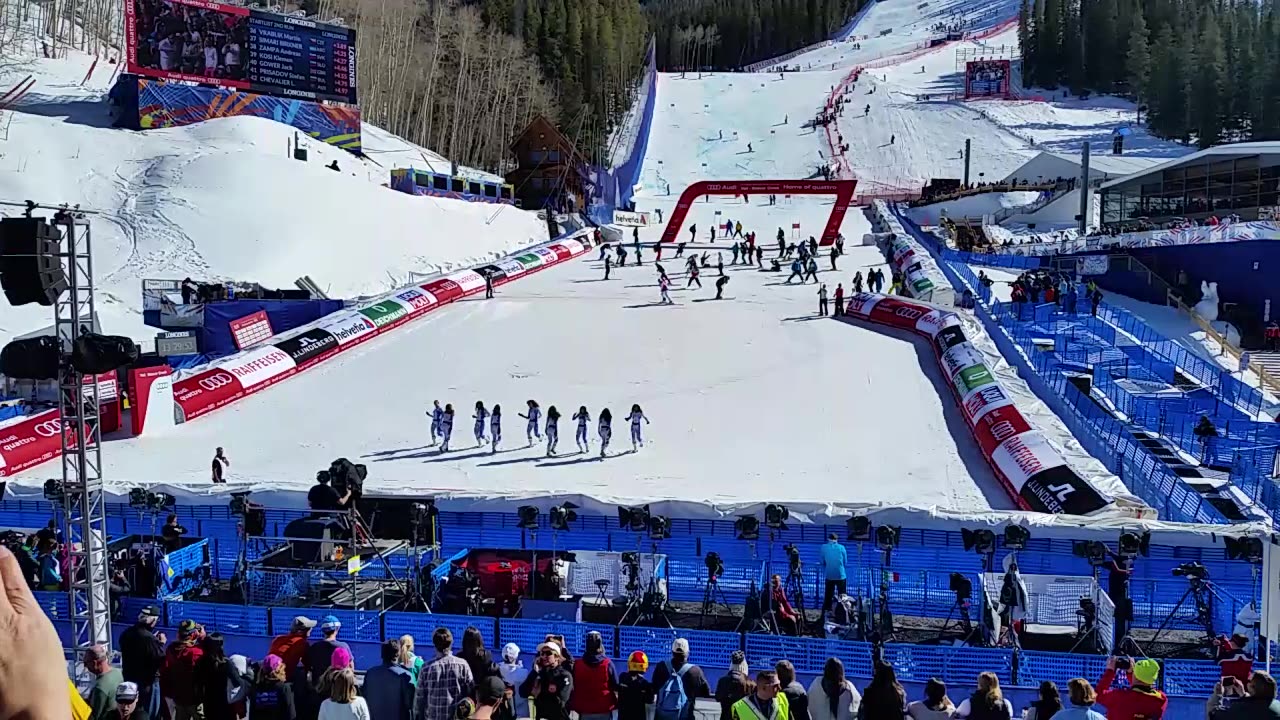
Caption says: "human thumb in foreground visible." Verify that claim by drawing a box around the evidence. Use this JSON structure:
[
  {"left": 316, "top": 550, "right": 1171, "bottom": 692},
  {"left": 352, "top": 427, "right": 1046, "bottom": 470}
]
[{"left": 0, "top": 545, "right": 72, "bottom": 720}]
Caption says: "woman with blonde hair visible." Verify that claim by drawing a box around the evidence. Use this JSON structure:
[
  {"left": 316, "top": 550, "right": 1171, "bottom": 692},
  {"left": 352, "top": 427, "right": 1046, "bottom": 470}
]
[
  {"left": 1052, "top": 680, "right": 1104, "bottom": 720},
  {"left": 398, "top": 635, "right": 424, "bottom": 686},
  {"left": 319, "top": 668, "right": 369, "bottom": 720},
  {"left": 953, "top": 672, "right": 1012, "bottom": 719}
]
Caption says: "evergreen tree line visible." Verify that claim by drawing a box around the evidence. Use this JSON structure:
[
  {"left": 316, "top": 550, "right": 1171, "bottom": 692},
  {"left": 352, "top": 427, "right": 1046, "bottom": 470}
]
[
  {"left": 476, "top": 0, "right": 651, "bottom": 164},
  {"left": 1018, "top": 0, "right": 1280, "bottom": 147},
  {"left": 645, "top": 0, "right": 864, "bottom": 71}
]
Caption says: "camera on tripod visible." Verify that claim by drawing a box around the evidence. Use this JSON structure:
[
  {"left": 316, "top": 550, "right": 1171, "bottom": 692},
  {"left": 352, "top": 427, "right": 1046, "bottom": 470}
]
[
  {"left": 1077, "top": 596, "right": 1096, "bottom": 620},
  {"left": 1172, "top": 561, "right": 1209, "bottom": 580},
  {"left": 621, "top": 551, "right": 640, "bottom": 566},
  {"left": 949, "top": 572, "right": 972, "bottom": 600},
  {"left": 783, "top": 543, "right": 801, "bottom": 570},
  {"left": 327, "top": 458, "right": 368, "bottom": 502}
]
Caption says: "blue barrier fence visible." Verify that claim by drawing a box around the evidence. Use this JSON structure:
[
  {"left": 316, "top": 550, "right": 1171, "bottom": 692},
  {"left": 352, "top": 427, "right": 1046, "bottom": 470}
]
[
  {"left": 887, "top": 206, "right": 1231, "bottom": 525},
  {"left": 65, "top": 596, "right": 1227, "bottom": 698}
]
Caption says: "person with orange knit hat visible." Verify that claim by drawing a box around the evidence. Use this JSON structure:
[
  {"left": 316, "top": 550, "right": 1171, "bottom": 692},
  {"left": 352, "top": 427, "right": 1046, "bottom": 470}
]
[{"left": 617, "top": 651, "right": 654, "bottom": 720}]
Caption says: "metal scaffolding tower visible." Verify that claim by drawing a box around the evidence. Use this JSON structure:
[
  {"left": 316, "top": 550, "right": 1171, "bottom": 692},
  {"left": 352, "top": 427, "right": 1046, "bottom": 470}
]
[{"left": 52, "top": 212, "right": 111, "bottom": 653}]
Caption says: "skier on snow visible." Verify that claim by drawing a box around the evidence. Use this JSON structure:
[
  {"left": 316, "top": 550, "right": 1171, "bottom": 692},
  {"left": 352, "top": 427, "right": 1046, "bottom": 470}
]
[
  {"left": 687, "top": 264, "right": 702, "bottom": 289},
  {"left": 490, "top": 404, "right": 503, "bottom": 453},
  {"left": 715, "top": 275, "right": 729, "bottom": 300},
  {"left": 428, "top": 400, "right": 444, "bottom": 446},
  {"left": 660, "top": 274, "right": 673, "bottom": 304},
  {"left": 625, "top": 404, "right": 649, "bottom": 451},
  {"left": 473, "top": 401, "right": 489, "bottom": 445},
  {"left": 439, "top": 404, "right": 455, "bottom": 452},
  {"left": 520, "top": 400, "right": 542, "bottom": 445},
  {"left": 598, "top": 408, "right": 613, "bottom": 458},
  {"left": 545, "top": 406, "right": 561, "bottom": 456},
  {"left": 604, "top": 254, "right": 612, "bottom": 280}
]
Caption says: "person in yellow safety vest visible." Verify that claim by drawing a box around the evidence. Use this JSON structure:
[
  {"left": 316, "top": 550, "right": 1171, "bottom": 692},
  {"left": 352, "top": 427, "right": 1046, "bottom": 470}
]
[{"left": 732, "top": 670, "right": 790, "bottom": 720}]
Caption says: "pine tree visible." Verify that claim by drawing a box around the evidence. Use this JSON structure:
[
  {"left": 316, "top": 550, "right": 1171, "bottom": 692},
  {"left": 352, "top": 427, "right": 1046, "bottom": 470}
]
[
  {"left": 1191, "top": 11, "right": 1226, "bottom": 147},
  {"left": 1126, "top": 10, "right": 1150, "bottom": 100}
]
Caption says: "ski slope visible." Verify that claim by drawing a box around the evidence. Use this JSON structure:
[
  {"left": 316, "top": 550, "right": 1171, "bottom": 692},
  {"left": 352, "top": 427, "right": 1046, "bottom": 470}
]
[
  {"left": 0, "top": 49, "right": 547, "bottom": 349},
  {"left": 7, "top": 234, "right": 1026, "bottom": 518}
]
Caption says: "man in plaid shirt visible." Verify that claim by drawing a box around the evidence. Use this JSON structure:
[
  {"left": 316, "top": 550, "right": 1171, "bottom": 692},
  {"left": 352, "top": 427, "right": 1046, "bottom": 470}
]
[{"left": 415, "top": 628, "right": 475, "bottom": 720}]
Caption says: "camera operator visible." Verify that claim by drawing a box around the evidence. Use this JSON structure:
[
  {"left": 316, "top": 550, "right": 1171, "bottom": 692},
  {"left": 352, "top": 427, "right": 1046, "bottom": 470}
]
[
  {"left": 1207, "top": 671, "right": 1280, "bottom": 719},
  {"left": 819, "top": 533, "right": 847, "bottom": 614},
  {"left": 1096, "top": 656, "right": 1167, "bottom": 720},
  {"left": 307, "top": 471, "right": 351, "bottom": 516},
  {"left": 1104, "top": 547, "right": 1134, "bottom": 644}
]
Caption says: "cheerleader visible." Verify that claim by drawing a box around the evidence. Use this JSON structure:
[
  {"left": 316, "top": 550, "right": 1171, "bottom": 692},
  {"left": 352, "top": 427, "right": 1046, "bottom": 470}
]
[
  {"left": 439, "top": 404, "right": 455, "bottom": 452},
  {"left": 519, "top": 400, "right": 542, "bottom": 445},
  {"left": 572, "top": 406, "right": 591, "bottom": 452},
  {"left": 489, "top": 404, "right": 503, "bottom": 453},
  {"left": 598, "top": 408, "right": 613, "bottom": 458},
  {"left": 625, "top": 403, "right": 650, "bottom": 450},
  {"left": 473, "top": 401, "right": 489, "bottom": 445},
  {"left": 428, "top": 400, "right": 443, "bottom": 446},
  {"left": 545, "top": 406, "right": 561, "bottom": 456}
]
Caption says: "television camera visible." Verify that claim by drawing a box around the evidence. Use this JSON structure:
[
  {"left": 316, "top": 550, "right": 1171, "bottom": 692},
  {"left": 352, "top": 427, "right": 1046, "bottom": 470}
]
[
  {"left": 1172, "top": 562, "right": 1209, "bottom": 581},
  {"left": 783, "top": 543, "right": 802, "bottom": 571}
]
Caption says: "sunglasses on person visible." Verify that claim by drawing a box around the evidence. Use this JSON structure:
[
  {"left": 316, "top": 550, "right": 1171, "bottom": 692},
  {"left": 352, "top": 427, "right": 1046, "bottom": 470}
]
[{"left": 539, "top": 649, "right": 557, "bottom": 657}]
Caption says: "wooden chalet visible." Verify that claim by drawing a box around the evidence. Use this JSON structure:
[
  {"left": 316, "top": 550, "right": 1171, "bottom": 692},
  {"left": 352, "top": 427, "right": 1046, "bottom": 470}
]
[{"left": 505, "top": 115, "right": 589, "bottom": 213}]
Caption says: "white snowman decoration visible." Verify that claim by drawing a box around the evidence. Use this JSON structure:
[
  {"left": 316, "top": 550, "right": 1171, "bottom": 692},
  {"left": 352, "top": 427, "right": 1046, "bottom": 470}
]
[{"left": 1193, "top": 280, "right": 1220, "bottom": 322}]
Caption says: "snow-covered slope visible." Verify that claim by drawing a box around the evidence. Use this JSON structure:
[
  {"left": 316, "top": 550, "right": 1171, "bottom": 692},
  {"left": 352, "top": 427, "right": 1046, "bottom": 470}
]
[{"left": 0, "top": 49, "right": 546, "bottom": 349}]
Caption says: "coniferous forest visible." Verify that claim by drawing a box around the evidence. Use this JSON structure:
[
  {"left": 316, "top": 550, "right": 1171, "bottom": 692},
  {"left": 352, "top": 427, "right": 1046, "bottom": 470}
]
[
  {"left": 645, "top": 0, "right": 864, "bottom": 71},
  {"left": 1018, "top": 0, "right": 1280, "bottom": 147}
]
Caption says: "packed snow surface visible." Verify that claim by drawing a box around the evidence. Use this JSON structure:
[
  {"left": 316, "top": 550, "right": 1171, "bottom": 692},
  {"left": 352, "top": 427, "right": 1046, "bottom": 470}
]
[{"left": 0, "top": 50, "right": 546, "bottom": 349}]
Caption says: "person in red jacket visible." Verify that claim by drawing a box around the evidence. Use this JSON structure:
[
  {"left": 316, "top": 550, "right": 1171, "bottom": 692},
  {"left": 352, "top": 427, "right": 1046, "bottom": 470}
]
[
  {"left": 766, "top": 575, "right": 799, "bottom": 636},
  {"left": 570, "top": 631, "right": 618, "bottom": 720},
  {"left": 160, "top": 620, "right": 206, "bottom": 720},
  {"left": 1096, "top": 656, "right": 1168, "bottom": 720}
]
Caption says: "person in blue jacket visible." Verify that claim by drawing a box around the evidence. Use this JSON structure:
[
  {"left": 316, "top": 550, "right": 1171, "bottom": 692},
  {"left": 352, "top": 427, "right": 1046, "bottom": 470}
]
[{"left": 819, "top": 533, "right": 848, "bottom": 614}]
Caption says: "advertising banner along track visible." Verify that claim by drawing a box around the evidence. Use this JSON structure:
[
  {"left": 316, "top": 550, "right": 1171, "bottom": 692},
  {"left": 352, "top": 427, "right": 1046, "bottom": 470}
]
[{"left": 842, "top": 292, "right": 1112, "bottom": 515}]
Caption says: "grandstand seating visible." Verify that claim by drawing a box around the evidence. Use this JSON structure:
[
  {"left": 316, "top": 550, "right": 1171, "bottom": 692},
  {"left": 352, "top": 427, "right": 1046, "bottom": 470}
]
[{"left": 887, "top": 206, "right": 1280, "bottom": 527}]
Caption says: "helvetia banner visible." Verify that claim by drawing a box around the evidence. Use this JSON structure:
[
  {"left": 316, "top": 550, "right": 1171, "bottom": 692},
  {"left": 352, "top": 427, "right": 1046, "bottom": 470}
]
[{"left": 843, "top": 292, "right": 1111, "bottom": 515}]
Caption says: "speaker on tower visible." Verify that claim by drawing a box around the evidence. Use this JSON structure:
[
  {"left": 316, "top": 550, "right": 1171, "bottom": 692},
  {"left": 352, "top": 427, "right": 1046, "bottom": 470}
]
[{"left": 0, "top": 217, "right": 68, "bottom": 306}]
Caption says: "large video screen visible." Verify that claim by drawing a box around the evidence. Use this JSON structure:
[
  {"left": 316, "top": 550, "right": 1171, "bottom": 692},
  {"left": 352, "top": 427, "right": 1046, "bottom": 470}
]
[{"left": 125, "top": 0, "right": 357, "bottom": 104}]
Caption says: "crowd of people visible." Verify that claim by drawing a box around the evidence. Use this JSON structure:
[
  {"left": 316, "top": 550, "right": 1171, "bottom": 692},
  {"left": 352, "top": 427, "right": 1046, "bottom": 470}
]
[
  {"left": 92, "top": 604, "right": 1280, "bottom": 720},
  {"left": 425, "top": 400, "right": 650, "bottom": 458},
  {"left": 1086, "top": 213, "right": 1244, "bottom": 239},
  {"left": 993, "top": 270, "right": 1105, "bottom": 317},
  {"left": 131, "top": 0, "right": 247, "bottom": 80},
  {"left": 912, "top": 177, "right": 1076, "bottom": 208}
]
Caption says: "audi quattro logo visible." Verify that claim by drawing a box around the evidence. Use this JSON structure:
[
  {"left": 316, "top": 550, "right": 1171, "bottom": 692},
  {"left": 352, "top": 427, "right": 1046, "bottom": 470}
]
[
  {"left": 200, "top": 374, "right": 234, "bottom": 391},
  {"left": 895, "top": 306, "right": 924, "bottom": 320},
  {"left": 34, "top": 419, "right": 62, "bottom": 438}
]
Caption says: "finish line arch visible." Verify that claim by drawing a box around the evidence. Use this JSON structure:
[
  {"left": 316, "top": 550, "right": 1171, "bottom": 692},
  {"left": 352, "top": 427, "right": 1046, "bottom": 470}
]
[{"left": 658, "top": 179, "right": 857, "bottom": 246}]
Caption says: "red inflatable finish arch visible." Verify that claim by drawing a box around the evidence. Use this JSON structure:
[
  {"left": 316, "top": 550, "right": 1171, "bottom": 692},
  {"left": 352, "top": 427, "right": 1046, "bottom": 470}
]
[{"left": 658, "top": 179, "right": 857, "bottom": 246}]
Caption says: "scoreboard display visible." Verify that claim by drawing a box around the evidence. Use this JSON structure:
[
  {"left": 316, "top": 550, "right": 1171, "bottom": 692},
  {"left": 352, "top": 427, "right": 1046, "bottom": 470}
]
[{"left": 125, "top": 0, "right": 357, "bottom": 104}]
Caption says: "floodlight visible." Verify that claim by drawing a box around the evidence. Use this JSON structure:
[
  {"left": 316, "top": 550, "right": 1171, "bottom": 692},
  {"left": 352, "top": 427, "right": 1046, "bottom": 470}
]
[
  {"left": 42, "top": 479, "right": 64, "bottom": 502},
  {"left": 875, "top": 525, "right": 900, "bottom": 551},
  {"left": 1072, "top": 540, "right": 1108, "bottom": 565},
  {"left": 517, "top": 505, "right": 540, "bottom": 530},
  {"left": 734, "top": 515, "right": 760, "bottom": 541},
  {"left": 1117, "top": 530, "right": 1150, "bottom": 559},
  {"left": 648, "top": 514, "right": 671, "bottom": 540},
  {"left": 847, "top": 516, "right": 872, "bottom": 541},
  {"left": 764, "top": 503, "right": 790, "bottom": 530},
  {"left": 549, "top": 502, "right": 579, "bottom": 531},
  {"left": 229, "top": 490, "right": 252, "bottom": 517},
  {"left": 618, "top": 505, "right": 650, "bottom": 531},
  {"left": 1225, "top": 536, "right": 1264, "bottom": 564},
  {"left": 1002, "top": 525, "right": 1031, "bottom": 551},
  {"left": 962, "top": 528, "right": 996, "bottom": 555},
  {"left": 410, "top": 499, "right": 438, "bottom": 525},
  {"left": 128, "top": 488, "right": 150, "bottom": 510}
]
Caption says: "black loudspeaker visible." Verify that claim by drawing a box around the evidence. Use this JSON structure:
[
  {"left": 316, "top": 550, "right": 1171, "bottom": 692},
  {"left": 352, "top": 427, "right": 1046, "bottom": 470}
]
[
  {"left": 71, "top": 333, "right": 139, "bottom": 374},
  {"left": 0, "top": 336, "right": 61, "bottom": 379},
  {"left": 0, "top": 217, "right": 67, "bottom": 306}
]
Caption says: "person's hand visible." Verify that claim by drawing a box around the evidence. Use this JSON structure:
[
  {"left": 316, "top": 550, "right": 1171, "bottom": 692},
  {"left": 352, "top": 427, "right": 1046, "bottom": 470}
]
[
  {"left": 157, "top": 631, "right": 168, "bottom": 645},
  {"left": 0, "top": 545, "right": 71, "bottom": 720},
  {"left": 1105, "top": 656, "right": 1117, "bottom": 670},
  {"left": 1214, "top": 680, "right": 1223, "bottom": 695}
]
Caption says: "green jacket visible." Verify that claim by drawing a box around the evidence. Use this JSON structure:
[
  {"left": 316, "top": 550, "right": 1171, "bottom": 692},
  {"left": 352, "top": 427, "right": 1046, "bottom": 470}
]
[{"left": 87, "top": 668, "right": 123, "bottom": 720}]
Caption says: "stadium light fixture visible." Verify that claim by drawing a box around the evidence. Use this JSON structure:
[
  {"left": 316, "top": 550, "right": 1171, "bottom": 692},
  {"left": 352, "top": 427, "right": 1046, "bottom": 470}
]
[
  {"left": 229, "top": 490, "right": 252, "bottom": 517},
  {"left": 517, "top": 505, "right": 540, "bottom": 530},
  {"left": 962, "top": 528, "right": 996, "bottom": 555},
  {"left": 1072, "top": 540, "right": 1108, "bottom": 566},
  {"left": 764, "top": 503, "right": 790, "bottom": 530},
  {"left": 1117, "top": 530, "right": 1150, "bottom": 559},
  {"left": 42, "top": 479, "right": 64, "bottom": 502},
  {"left": 618, "top": 505, "right": 650, "bottom": 532},
  {"left": 875, "top": 525, "right": 900, "bottom": 551},
  {"left": 847, "top": 516, "right": 872, "bottom": 542},
  {"left": 648, "top": 514, "right": 671, "bottom": 540},
  {"left": 1002, "top": 526, "right": 1031, "bottom": 551},
  {"left": 734, "top": 515, "right": 760, "bottom": 541},
  {"left": 549, "top": 502, "right": 579, "bottom": 531}
]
